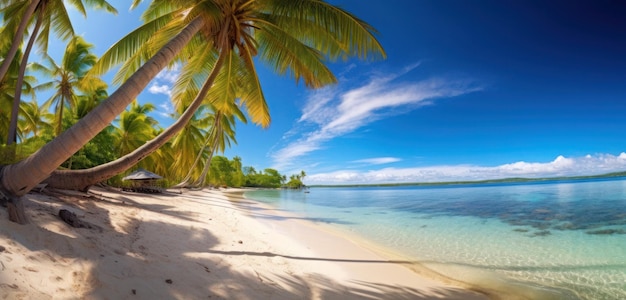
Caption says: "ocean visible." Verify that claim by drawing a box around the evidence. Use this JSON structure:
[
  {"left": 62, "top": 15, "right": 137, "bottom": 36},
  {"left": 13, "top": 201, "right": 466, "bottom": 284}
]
[{"left": 243, "top": 178, "right": 626, "bottom": 300}]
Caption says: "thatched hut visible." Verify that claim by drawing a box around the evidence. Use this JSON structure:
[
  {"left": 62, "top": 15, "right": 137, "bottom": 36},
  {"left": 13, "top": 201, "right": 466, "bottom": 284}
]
[{"left": 122, "top": 168, "right": 164, "bottom": 193}]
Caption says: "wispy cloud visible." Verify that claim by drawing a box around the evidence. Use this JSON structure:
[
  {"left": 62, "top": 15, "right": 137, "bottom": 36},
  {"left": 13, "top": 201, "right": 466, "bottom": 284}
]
[
  {"left": 148, "top": 84, "right": 172, "bottom": 96},
  {"left": 146, "top": 65, "right": 180, "bottom": 119},
  {"left": 148, "top": 65, "right": 180, "bottom": 96},
  {"left": 307, "top": 153, "right": 626, "bottom": 184},
  {"left": 352, "top": 157, "right": 402, "bottom": 165},
  {"left": 157, "top": 102, "right": 175, "bottom": 118},
  {"left": 270, "top": 64, "right": 483, "bottom": 170}
]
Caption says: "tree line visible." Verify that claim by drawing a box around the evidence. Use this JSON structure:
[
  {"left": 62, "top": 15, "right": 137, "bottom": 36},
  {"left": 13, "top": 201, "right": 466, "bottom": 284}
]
[{"left": 203, "top": 155, "right": 306, "bottom": 189}]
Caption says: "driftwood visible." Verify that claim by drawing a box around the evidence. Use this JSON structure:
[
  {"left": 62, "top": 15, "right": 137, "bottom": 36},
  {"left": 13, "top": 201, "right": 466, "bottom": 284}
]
[{"left": 58, "top": 209, "right": 101, "bottom": 231}]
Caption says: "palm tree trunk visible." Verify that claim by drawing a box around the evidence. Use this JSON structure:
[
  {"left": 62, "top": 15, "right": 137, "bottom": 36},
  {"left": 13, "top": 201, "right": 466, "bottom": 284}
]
[
  {"left": 7, "top": 2, "right": 45, "bottom": 145},
  {"left": 193, "top": 113, "right": 223, "bottom": 187},
  {"left": 0, "top": 0, "right": 40, "bottom": 82},
  {"left": 0, "top": 17, "right": 205, "bottom": 223},
  {"left": 172, "top": 128, "right": 214, "bottom": 188},
  {"left": 44, "top": 45, "right": 228, "bottom": 191}
]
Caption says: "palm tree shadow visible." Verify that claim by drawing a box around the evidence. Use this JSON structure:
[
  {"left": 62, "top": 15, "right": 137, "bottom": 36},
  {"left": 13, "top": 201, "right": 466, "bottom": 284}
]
[{"left": 1, "top": 192, "right": 489, "bottom": 300}]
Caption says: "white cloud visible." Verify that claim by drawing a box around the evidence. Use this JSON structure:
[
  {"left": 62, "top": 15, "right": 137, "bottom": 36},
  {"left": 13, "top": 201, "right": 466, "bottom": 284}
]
[
  {"left": 147, "top": 65, "right": 180, "bottom": 96},
  {"left": 352, "top": 157, "right": 401, "bottom": 165},
  {"left": 148, "top": 83, "right": 172, "bottom": 96},
  {"left": 155, "top": 65, "right": 180, "bottom": 84},
  {"left": 271, "top": 65, "right": 482, "bottom": 170},
  {"left": 306, "top": 153, "right": 626, "bottom": 185}
]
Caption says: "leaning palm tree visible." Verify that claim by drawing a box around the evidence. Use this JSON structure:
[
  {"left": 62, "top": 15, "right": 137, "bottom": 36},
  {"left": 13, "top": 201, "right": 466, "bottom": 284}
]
[
  {"left": 43, "top": 0, "right": 385, "bottom": 193},
  {"left": 1, "top": 0, "right": 384, "bottom": 224},
  {"left": 63, "top": 86, "right": 111, "bottom": 169}
]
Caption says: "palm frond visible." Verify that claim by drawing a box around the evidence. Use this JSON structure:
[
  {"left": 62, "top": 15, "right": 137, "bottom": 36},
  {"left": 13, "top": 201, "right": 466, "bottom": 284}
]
[
  {"left": 262, "top": 0, "right": 386, "bottom": 61},
  {"left": 172, "top": 43, "right": 218, "bottom": 111},
  {"left": 88, "top": 12, "right": 177, "bottom": 78},
  {"left": 48, "top": 0, "right": 75, "bottom": 44},
  {"left": 255, "top": 21, "right": 336, "bottom": 88},
  {"left": 237, "top": 43, "right": 270, "bottom": 127},
  {"left": 206, "top": 51, "right": 239, "bottom": 116}
]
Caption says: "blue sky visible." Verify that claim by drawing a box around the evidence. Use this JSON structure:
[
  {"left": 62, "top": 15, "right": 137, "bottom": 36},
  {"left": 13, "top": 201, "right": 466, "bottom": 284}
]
[{"left": 48, "top": 0, "right": 626, "bottom": 184}]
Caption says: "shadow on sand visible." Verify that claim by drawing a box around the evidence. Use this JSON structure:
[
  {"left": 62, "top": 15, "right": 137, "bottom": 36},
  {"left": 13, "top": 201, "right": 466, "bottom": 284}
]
[{"left": 0, "top": 188, "right": 488, "bottom": 300}]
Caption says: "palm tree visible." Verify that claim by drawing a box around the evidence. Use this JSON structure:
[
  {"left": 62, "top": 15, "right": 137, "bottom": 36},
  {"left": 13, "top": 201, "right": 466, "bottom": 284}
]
[
  {"left": 193, "top": 110, "right": 241, "bottom": 187},
  {"left": 43, "top": 0, "right": 385, "bottom": 192},
  {"left": 6, "top": 3, "right": 42, "bottom": 145},
  {"left": 173, "top": 104, "right": 242, "bottom": 187},
  {"left": 32, "top": 36, "right": 104, "bottom": 136},
  {"left": 18, "top": 99, "right": 53, "bottom": 139},
  {"left": 73, "top": 84, "right": 109, "bottom": 120},
  {"left": 1, "top": 50, "right": 25, "bottom": 141},
  {"left": 0, "top": 0, "right": 117, "bottom": 82},
  {"left": 1, "top": 0, "right": 384, "bottom": 223},
  {"left": 1, "top": 19, "right": 201, "bottom": 223},
  {"left": 169, "top": 104, "right": 215, "bottom": 183},
  {"left": 111, "top": 101, "right": 158, "bottom": 157},
  {"left": 0, "top": 49, "right": 37, "bottom": 143},
  {"left": 0, "top": 0, "right": 117, "bottom": 144}
]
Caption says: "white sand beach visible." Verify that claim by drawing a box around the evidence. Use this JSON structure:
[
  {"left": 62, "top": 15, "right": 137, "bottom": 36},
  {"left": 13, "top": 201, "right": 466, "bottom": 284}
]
[{"left": 0, "top": 187, "right": 491, "bottom": 299}]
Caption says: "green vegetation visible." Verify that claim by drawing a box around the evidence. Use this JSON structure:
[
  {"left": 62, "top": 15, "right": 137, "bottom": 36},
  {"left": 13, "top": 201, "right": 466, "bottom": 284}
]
[
  {"left": 284, "top": 170, "right": 307, "bottom": 189},
  {"left": 191, "top": 155, "right": 305, "bottom": 189}
]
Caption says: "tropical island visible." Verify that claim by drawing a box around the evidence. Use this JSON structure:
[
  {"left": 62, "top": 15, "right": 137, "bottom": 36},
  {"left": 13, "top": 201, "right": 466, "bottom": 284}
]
[
  {"left": 0, "top": 1, "right": 494, "bottom": 299},
  {"left": 5, "top": 0, "right": 618, "bottom": 299}
]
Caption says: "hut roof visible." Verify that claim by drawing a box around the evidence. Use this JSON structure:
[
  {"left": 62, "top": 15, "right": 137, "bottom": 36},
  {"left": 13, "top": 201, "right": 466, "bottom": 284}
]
[{"left": 122, "top": 168, "right": 163, "bottom": 181}]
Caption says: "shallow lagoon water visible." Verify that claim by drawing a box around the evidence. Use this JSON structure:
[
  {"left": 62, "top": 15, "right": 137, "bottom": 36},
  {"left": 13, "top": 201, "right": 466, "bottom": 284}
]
[{"left": 245, "top": 178, "right": 626, "bottom": 299}]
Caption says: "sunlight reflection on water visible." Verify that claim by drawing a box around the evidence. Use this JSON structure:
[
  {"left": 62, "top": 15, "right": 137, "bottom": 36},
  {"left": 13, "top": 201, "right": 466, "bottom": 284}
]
[{"left": 245, "top": 178, "right": 626, "bottom": 300}]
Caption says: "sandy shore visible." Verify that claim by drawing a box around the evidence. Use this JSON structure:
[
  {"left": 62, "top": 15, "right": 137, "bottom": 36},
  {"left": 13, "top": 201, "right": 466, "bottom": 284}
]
[{"left": 0, "top": 186, "right": 489, "bottom": 299}]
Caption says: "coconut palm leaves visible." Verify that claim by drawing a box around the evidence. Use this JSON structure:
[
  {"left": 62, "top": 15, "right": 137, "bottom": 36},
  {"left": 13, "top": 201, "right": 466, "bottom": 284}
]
[
  {"left": 168, "top": 104, "right": 215, "bottom": 181},
  {"left": 173, "top": 104, "right": 242, "bottom": 187},
  {"left": 112, "top": 101, "right": 158, "bottom": 157},
  {"left": 194, "top": 110, "right": 239, "bottom": 187},
  {"left": 96, "top": 0, "right": 385, "bottom": 129},
  {"left": 42, "top": 0, "right": 385, "bottom": 192},
  {"left": 32, "top": 36, "right": 104, "bottom": 136},
  {"left": 0, "top": 0, "right": 116, "bottom": 144},
  {"left": 18, "top": 99, "right": 53, "bottom": 139},
  {"left": 0, "top": 0, "right": 117, "bottom": 81},
  {"left": 0, "top": 49, "right": 36, "bottom": 142}
]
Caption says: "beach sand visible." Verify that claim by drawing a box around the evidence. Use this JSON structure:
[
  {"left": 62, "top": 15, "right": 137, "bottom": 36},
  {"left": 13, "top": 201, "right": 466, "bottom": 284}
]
[{"left": 0, "top": 187, "right": 489, "bottom": 299}]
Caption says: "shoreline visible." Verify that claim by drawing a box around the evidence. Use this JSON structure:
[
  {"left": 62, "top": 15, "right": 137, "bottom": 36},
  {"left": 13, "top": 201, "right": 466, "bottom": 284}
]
[
  {"left": 225, "top": 188, "right": 496, "bottom": 299},
  {"left": 231, "top": 188, "right": 577, "bottom": 300},
  {"left": 1, "top": 186, "right": 489, "bottom": 299}
]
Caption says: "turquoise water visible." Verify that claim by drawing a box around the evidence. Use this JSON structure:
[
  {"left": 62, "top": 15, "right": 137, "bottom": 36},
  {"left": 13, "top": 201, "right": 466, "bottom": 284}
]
[{"left": 244, "top": 178, "right": 626, "bottom": 300}]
